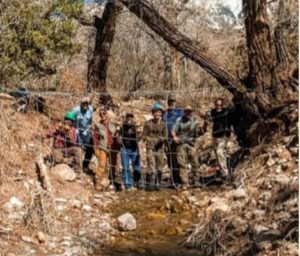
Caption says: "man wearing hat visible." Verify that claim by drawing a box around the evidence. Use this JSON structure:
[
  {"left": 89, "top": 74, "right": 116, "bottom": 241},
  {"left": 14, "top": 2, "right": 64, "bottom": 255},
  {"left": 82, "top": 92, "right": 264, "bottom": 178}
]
[
  {"left": 118, "top": 112, "right": 141, "bottom": 190},
  {"left": 72, "top": 96, "right": 94, "bottom": 171},
  {"left": 172, "top": 105, "right": 204, "bottom": 189},
  {"left": 142, "top": 103, "right": 168, "bottom": 190},
  {"left": 163, "top": 93, "right": 184, "bottom": 187}
]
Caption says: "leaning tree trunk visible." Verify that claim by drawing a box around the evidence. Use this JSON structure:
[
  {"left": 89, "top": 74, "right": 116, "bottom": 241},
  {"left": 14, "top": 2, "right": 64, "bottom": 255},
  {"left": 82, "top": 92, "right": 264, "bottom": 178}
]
[{"left": 87, "top": 1, "right": 121, "bottom": 107}]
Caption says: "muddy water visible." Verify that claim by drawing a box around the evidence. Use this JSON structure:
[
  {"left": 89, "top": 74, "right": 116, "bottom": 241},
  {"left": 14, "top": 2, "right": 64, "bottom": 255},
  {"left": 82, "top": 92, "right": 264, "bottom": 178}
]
[{"left": 101, "top": 188, "right": 203, "bottom": 256}]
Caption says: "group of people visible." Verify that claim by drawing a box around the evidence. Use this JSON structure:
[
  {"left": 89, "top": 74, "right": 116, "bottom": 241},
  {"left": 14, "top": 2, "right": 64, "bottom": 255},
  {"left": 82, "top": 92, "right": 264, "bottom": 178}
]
[{"left": 47, "top": 94, "right": 235, "bottom": 191}]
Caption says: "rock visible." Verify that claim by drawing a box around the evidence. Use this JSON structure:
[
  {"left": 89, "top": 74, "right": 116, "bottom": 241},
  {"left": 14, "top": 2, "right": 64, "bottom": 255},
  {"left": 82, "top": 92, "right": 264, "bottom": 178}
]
[
  {"left": 252, "top": 209, "right": 266, "bottom": 219},
  {"left": 253, "top": 224, "right": 269, "bottom": 234},
  {"left": 21, "top": 236, "right": 36, "bottom": 244},
  {"left": 78, "top": 230, "right": 87, "bottom": 236},
  {"left": 274, "top": 174, "right": 290, "bottom": 186},
  {"left": 206, "top": 201, "right": 230, "bottom": 216},
  {"left": 256, "top": 241, "right": 272, "bottom": 251},
  {"left": 70, "top": 199, "right": 81, "bottom": 208},
  {"left": 51, "top": 164, "right": 76, "bottom": 181},
  {"left": 259, "top": 191, "right": 272, "bottom": 202},
  {"left": 285, "top": 242, "right": 298, "bottom": 256},
  {"left": 266, "top": 156, "right": 276, "bottom": 167},
  {"left": 117, "top": 213, "right": 136, "bottom": 231},
  {"left": 233, "top": 188, "right": 247, "bottom": 200},
  {"left": 289, "top": 147, "right": 298, "bottom": 156},
  {"left": 280, "top": 148, "right": 292, "bottom": 161},
  {"left": 55, "top": 198, "right": 67, "bottom": 204},
  {"left": 3, "top": 197, "right": 24, "bottom": 212},
  {"left": 231, "top": 216, "right": 248, "bottom": 233},
  {"left": 82, "top": 204, "right": 92, "bottom": 211},
  {"left": 37, "top": 232, "right": 47, "bottom": 243}
]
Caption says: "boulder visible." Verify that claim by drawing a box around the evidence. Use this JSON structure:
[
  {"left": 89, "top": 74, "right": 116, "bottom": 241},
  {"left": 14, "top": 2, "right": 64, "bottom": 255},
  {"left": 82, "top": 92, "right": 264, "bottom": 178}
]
[
  {"left": 3, "top": 197, "right": 24, "bottom": 212},
  {"left": 206, "top": 199, "right": 230, "bottom": 216},
  {"left": 274, "top": 174, "right": 290, "bottom": 186},
  {"left": 233, "top": 188, "right": 248, "bottom": 200},
  {"left": 37, "top": 232, "right": 47, "bottom": 243},
  {"left": 231, "top": 216, "right": 248, "bottom": 233},
  {"left": 52, "top": 164, "right": 76, "bottom": 181},
  {"left": 117, "top": 213, "right": 136, "bottom": 231}
]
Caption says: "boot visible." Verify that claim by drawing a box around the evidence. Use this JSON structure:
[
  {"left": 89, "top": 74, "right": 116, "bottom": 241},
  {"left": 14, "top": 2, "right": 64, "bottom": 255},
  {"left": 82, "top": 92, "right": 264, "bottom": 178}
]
[
  {"left": 155, "top": 171, "right": 162, "bottom": 190},
  {"left": 145, "top": 173, "right": 154, "bottom": 191},
  {"left": 94, "top": 175, "right": 102, "bottom": 191},
  {"left": 133, "top": 170, "right": 142, "bottom": 189}
]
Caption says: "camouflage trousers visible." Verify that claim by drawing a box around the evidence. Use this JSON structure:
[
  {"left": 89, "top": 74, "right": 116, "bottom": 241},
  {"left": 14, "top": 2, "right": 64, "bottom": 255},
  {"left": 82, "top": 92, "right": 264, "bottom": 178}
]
[
  {"left": 176, "top": 143, "right": 199, "bottom": 186},
  {"left": 146, "top": 149, "right": 165, "bottom": 175}
]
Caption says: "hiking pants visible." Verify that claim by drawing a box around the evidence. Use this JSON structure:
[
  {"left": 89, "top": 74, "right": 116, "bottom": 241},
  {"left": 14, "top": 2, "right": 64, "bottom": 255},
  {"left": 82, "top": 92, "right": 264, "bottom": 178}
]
[
  {"left": 94, "top": 148, "right": 108, "bottom": 178},
  {"left": 120, "top": 147, "right": 141, "bottom": 189},
  {"left": 146, "top": 149, "right": 165, "bottom": 175},
  {"left": 166, "top": 141, "right": 180, "bottom": 185},
  {"left": 213, "top": 136, "right": 229, "bottom": 177},
  {"left": 176, "top": 143, "right": 199, "bottom": 186}
]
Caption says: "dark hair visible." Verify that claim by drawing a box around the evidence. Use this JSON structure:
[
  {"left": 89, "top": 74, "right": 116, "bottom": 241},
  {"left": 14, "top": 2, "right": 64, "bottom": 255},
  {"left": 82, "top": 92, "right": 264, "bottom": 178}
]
[{"left": 126, "top": 113, "right": 134, "bottom": 118}]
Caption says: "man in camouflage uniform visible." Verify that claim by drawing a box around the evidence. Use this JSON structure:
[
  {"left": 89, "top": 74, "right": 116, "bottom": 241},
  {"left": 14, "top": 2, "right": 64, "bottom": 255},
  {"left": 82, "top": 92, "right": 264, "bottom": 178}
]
[
  {"left": 172, "top": 105, "right": 205, "bottom": 189},
  {"left": 142, "top": 103, "right": 167, "bottom": 190}
]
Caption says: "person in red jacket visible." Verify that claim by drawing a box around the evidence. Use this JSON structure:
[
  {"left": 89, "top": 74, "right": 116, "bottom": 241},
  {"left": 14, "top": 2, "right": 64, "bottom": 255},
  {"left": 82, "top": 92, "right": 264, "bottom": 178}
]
[{"left": 47, "top": 112, "right": 82, "bottom": 170}]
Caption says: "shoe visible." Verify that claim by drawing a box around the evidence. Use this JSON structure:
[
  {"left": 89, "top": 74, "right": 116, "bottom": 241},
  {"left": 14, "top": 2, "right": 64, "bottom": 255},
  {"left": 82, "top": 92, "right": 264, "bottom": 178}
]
[
  {"left": 182, "top": 185, "right": 188, "bottom": 190},
  {"left": 83, "top": 167, "right": 94, "bottom": 176},
  {"left": 126, "top": 187, "right": 137, "bottom": 192},
  {"left": 193, "top": 181, "right": 202, "bottom": 188}
]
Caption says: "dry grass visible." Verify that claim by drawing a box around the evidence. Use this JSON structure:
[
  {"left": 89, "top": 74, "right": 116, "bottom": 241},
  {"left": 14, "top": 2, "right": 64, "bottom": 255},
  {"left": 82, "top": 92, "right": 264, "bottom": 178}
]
[
  {"left": 184, "top": 213, "right": 238, "bottom": 256},
  {"left": 23, "top": 189, "right": 56, "bottom": 233}
]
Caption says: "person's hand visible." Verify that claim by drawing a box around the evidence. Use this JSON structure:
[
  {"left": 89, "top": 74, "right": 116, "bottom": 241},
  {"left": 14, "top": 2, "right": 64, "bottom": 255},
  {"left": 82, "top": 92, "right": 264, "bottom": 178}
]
[
  {"left": 197, "top": 121, "right": 204, "bottom": 129},
  {"left": 173, "top": 136, "right": 181, "bottom": 144},
  {"left": 56, "top": 122, "right": 63, "bottom": 131},
  {"left": 117, "top": 137, "right": 122, "bottom": 145}
]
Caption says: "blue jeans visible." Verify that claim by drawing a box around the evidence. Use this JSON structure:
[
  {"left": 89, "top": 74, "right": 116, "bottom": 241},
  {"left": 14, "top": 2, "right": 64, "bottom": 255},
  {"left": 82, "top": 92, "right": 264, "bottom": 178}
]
[{"left": 121, "top": 147, "right": 141, "bottom": 189}]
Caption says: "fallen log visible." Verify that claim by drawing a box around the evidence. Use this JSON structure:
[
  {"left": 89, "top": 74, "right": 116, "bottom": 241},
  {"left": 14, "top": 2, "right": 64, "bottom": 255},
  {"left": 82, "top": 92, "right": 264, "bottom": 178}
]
[{"left": 36, "top": 154, "right": 53, "bottom": 193}]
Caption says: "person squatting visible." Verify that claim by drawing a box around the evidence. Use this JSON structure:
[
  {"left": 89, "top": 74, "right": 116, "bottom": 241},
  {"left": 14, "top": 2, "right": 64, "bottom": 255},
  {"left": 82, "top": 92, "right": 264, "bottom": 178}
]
[{"left": 47, "top": 95, "right": 236, "bottom": 191}]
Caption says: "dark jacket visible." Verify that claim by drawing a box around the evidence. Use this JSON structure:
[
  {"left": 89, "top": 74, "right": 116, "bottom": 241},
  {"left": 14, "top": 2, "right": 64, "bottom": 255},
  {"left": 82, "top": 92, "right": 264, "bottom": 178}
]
[
  {"left": 120, "top": 123, "right": 139, "bottom": 151},
  {"left": 210, "top": 108, "right": 234, "bottom": 138}
]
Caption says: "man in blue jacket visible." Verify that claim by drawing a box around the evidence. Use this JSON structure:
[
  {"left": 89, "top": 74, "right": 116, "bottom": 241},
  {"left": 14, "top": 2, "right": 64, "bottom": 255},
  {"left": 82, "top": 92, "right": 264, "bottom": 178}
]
[
  {"left": 162, "top": 94, "right": 183, "bottom": 187},
  {"left": 73, "top": 97, "right": 94, "bottom": 171}
]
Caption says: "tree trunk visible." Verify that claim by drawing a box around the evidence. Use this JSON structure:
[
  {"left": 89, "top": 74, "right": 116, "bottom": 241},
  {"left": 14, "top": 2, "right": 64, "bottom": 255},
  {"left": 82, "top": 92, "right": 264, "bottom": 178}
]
[
  {"left": 242, "top": 0, "right": 282, "bottom": 113},
  {"left": 274, "top": 0, "right": 297, "bottom": 81},
  {"left": 87, "top": 1, "right": 121, "bottom": 107}
]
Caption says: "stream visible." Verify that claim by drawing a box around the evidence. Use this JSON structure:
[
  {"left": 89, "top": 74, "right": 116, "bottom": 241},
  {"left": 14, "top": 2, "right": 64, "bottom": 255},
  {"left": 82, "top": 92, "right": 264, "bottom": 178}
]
[{"left": 98, "top": 188, "right": 210, "bottom": 256}]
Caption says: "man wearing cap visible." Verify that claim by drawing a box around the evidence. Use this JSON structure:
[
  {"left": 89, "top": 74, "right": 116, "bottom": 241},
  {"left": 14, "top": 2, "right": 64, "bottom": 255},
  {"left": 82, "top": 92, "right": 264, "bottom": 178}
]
[
  {"left": 142, "top": 103, "right": 168, "bottom": 190},
  {"left": 72, "top": 97, "right": 93, "bottom": 171},
  {"left": 47, "top": 112, "right": 82, "bottom": 170},
  {"left": 172, "top": 105, "right": 204, "bottom": 189},
  {"left": 119, "top": 112, "right": 141, "bottom": 190},
  {"left": 162, "top": 94, "right": 184, "bottom": 187}
]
